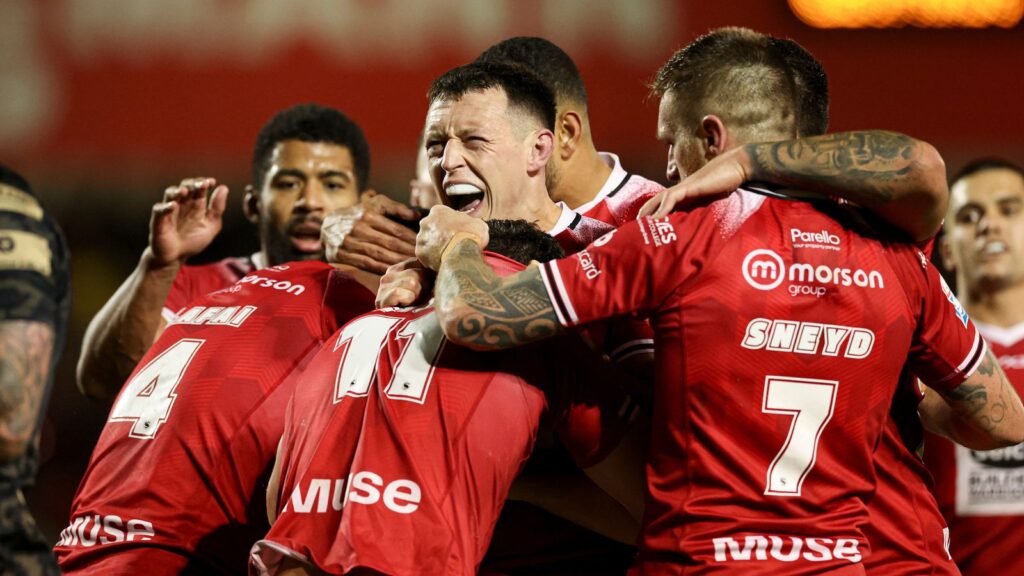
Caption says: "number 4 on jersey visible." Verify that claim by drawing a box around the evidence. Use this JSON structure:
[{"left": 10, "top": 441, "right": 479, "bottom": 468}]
[{"left": 109, "top": 339, "right": 204, "bottom": 439}]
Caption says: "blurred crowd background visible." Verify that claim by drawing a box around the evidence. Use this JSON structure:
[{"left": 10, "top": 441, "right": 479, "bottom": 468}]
[{"left": 2, "top": 0, "right": 1022, "bottom": 541}]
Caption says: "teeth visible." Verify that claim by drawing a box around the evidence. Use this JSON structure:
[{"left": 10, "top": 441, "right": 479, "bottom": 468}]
[
  {"left": 984, "top": 242, "right": 1007, "bottom": 254},
  {"left": 445, "top": 183, "right": 483, "bottom": 196}
]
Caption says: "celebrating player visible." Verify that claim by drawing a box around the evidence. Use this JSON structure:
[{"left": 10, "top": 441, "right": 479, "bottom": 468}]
[
  {"left": 76, "top": 104, "right": 394, "bottom": 400},
  {"left": 923, "top": 159, "right": 1024, "bottom": 575},
  {"left": 55, "top": 109, "right": 383, "bottom": 575},
  {"left": 417, "top": 29, "right": 1024, "bottom": 574},
  {"left": 253, "top": 219, "right": 635, "bottom": 576}
]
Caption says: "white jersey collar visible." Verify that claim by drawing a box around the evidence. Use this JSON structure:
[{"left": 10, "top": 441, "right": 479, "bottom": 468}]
[
  {"left": 571, "top": 152, "right": 630, "bottom": 216},
  {"left": 974, "top": 321, "right": 1024, "bottom": 348},
  {"left": 548, "top": 202, "right": 581, "bottom": 237}
]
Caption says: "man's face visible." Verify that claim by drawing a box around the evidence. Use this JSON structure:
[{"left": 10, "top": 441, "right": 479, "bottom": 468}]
[
  {"left": 657, "top": 90, "right": 705, "bottom": 184},
  {"left": 424, "top": 88, "right": 539, "bottom": 221},
  {"left": 945, "top": 167, "right": 1024, "bottom": 293},
  {"left": 255, "top": 140, "right": 361, "bottom": 265}
]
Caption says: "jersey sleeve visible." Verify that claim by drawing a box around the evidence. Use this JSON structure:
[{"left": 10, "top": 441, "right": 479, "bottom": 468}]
[
  {"left": 907, "top": 263, "right": 985, "bottom": 391},
  {"left": 0, "top": 184, "right": 69, "bottom": 325},
  {"left": 320, "top": 270, "right": 376, "bottom": 337},
  {"left": 539, "top": 214, "right": 695, "bottom": 328},
  {"left": 162, "top": 266, "right": 204, "bottom": 321}
]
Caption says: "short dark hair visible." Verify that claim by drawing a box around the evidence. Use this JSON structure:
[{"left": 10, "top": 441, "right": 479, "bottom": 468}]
[
  {"left": 476, "top": 36, "right": 588, "bottom": 108},
  {"left": 486, "top": 219, "right": 564, "bottom": 265},
  {"left": 0, "top": 163, "right": 32, "bottom": 194},
  {"left": 652, "top": 27, "right": 797, "bottom": 140},
  {"left": 251, "top": 103, "right": 371, "bottom": 190},
  {"left": 951, "top": 158, "right": 1024, "bottom": 188},
  {"left": 771, "top": 37, "right": 829, "bottom": 137},
  {"left": 427, "top": 61, "right": 557, "bottom": 131}
]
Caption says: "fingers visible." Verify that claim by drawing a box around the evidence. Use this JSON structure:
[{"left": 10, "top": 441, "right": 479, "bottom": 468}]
[
  {"left": 376, "top": 261, "right": 430, "bottom": 309},
  {"left": 351, "top": 211, "right": 417, "bottom": 253},
  {"left": 364, "top": 194, "right": 420, "bottom": 221},
  {"left": 206, "top": 185, "right": 230, "bottom": 220},
  {"left": 637, "top": 193, "right": 663, "bottom": 218},
  {"left": 329, "top": 249, "right": 393, "bottom": 276}
]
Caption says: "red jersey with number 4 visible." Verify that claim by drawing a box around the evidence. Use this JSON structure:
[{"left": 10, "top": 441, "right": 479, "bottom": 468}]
[
  {"left": 539, "top": 190, "right": 985, "bottom": 575},
  {"left": 56, "top": 261, "right": 374, "bottom": 575},
  {"left": 251, "top": 253, "right": 634, "bottom": 576},
  {"left": 924, "top": 322, "right": 1024, "bottom": 576}
]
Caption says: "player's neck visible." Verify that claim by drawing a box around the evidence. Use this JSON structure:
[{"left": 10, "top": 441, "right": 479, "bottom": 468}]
[
  {"left": 552, "top": 148, "right": 612, "bottom": 210},
  {"left": 964, "top": 281, "right": 1024, "bottom": 327}
]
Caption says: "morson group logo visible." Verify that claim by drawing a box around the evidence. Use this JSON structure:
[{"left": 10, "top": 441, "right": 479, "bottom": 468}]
[
  {"left": 742, "top": 249, "right": 885, "bottom": 295},
  {"left": 743, "top": 249, "right": 786, "bottom": 291}
]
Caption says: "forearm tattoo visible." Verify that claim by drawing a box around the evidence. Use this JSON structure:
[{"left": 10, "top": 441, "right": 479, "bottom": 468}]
[
  {"left": 944, "top": 349, "right": 1021, "bottom": 434},
  {"left": 0, "top": 321, "right": 54, "bottom": 441},
  {"left": 435, "top": 240, "right": 562, "bottom": 349},
  {"left": 749, "top": 130, "right": 923, "bottom": 204}
]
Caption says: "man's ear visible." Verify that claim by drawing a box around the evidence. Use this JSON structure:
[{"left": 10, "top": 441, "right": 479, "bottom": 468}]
[
  {"left": 527, "top": 129, "right": 555, "bottom": 176},
  {"left": 557, "top": 111, "right": 584, "bottom": 161},
  {"left": 700, "top": 115, "right": 729, "bottom": 160},
  {"left": 243, "top": 184, "right": 260, "bottom": 225}
]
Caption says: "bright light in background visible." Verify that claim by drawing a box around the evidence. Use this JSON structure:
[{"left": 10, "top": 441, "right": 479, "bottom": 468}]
[{"left": 789, "top": 0, "right": 1024, "bottom": 28}]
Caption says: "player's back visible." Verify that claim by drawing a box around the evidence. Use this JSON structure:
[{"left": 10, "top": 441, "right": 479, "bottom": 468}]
[
  {"left": 56, "top": 261, "right": 374, "bottom": 575},
  {"left": 256, "top": 303, "right": 555, "bottom": 576},
  {"left": 542, "top": 190, "right": 982, "bottom": 574}
]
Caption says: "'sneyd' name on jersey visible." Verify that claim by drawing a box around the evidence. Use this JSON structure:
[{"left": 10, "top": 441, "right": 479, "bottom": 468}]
[{"left": 539, "top": 189, "right": 983, "bottom": 574}]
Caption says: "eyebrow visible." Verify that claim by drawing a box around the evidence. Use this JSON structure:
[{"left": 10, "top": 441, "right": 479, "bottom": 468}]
[{"left": 272, "top": 168, "right": 354, "bottom": 182}]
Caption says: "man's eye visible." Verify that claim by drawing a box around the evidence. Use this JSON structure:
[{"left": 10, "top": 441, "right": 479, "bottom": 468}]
[
  {"left": 275, "top": 179, "right": 300, "bottom": 190},
  {"left": 1002, "top": 203, "right": 1022, "bottom": 217},
  {"left": 956, "top": 210, "right": 981, "bottom": 225},
  {"left": 426, "top": 143, "right": 444, "bottom": 158}
]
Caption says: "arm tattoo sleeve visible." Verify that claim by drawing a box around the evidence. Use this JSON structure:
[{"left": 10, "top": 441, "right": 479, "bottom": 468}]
[
  {"left": 0, "top": 321, "right": 55, "bottom": 445},
  {"left": 942, "top": 349, "right": 1021, "bottom": 435},
  {"left": 435, "top": 239, "right": 563, "bottom": 350},
  {"left": 748, "top": 130, "right": 923, "bottom": 205}
]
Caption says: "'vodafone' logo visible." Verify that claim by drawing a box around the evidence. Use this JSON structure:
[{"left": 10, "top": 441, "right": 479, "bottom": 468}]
[{"left": 743, "top": 249, "right": 785, "bottom": 290}]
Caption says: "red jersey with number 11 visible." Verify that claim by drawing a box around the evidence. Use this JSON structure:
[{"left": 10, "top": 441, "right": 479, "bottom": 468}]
[
  {"left": 540, "top": 191, "right": 984, "bottom": 575},
  {"left": 56, "top": 261, "right": 374, "bottom": 575}
]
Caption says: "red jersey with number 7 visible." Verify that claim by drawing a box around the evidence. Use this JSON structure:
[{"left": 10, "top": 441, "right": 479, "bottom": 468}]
[
  {"left": 539, "top": 190, "right": 985, "bottom": 575},
  {"left": 55, "top": 261, "right": 375, "bottom": 575}
]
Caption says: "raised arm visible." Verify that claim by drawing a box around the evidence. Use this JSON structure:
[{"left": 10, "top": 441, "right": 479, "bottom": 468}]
[
  {"left": 920, "top": 350, "right": 1024, "bottom": 450},
  {"left": 414, "top": 206, "right": 563, "bottom": 351},
  {"left": 0, "top": 322, "right": 55, "bottom": 462},
  {"left": 77, "top": 178, "right": 228, "bottom": 400},
  {"left": 644, "top": 130, "right": 947, "bottom": 242}
]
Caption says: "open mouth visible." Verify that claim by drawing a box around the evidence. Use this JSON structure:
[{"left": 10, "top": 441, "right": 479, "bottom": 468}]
[
  {"left": 289, "top": 220, "right": 323, "bottom": 253},
  {"left": 445, "top": 183, "right": 484, "bottom": 214}
]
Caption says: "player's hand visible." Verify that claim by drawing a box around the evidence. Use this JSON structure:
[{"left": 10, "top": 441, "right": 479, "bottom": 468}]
[
  {"left": 375, "top": 258, "right": 434, "bottom": 309},
  {"left": 148, "top": 177, "right": 229, "bottom": 268},
  {"left": 323, "top": 192, "right": 420, "bottom": 275},
  {"left": 638, "top": 147, "right": 752, "bottom": 218},
  {"left": 416, "top": 205, "right": 489, "bottom": 271}
]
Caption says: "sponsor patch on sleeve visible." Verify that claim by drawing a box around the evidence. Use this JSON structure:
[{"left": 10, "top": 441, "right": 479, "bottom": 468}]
[
  {"left": 0, "top": 230, "right": 52, "bottom": 277},
  {"left": 0, "top": 184, "right": 44, "bottom": 220},
  {"left": 939, "top": 276, "right": 969, "bottom": 328}
]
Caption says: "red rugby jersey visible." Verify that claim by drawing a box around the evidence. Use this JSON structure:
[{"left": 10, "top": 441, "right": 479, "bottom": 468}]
[
  {"left": 252, "top": 254, "right": 634, "bottom": 576},
  {"left": 574, "top": 152, "right": 664, "bottom": 226},
  {"left": 161, "top": 254, "right": 260, "bottom": 321},
  {"left": 539, "top": 190, "right": 984, "bottom": 575},
  {"left": 924, "top": 321, "right": 1024, "bottom": 576},
  {"left": 56, "top": 261, "right": 374, "bottom": 575}
]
